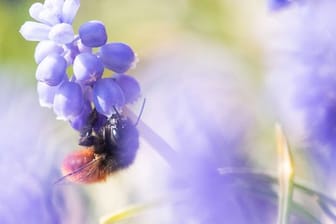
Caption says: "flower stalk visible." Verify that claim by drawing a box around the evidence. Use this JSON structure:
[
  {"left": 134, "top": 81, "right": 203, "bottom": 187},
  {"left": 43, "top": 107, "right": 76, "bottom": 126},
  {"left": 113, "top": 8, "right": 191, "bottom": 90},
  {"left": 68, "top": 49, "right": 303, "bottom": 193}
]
[
  {"left": 276, "top": 124, "right": 295, "bottom": 224},
  {"left": 99, "top": 201, "right": 160, "bottom": 224}
]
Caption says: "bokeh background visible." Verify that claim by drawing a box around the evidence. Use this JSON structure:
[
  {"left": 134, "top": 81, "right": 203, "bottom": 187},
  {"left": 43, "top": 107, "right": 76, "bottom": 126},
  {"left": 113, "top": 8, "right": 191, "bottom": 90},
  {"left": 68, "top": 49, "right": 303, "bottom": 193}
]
[{"left": 1, "top": 0, "right": 334, "bottom": 223}]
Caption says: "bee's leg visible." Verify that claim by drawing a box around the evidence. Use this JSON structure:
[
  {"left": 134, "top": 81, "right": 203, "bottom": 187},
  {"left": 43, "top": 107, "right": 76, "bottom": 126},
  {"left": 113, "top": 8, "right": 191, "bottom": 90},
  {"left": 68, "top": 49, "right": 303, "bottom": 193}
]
[{"left": 78, "top": 135, "right": 97, "bottom": 146}]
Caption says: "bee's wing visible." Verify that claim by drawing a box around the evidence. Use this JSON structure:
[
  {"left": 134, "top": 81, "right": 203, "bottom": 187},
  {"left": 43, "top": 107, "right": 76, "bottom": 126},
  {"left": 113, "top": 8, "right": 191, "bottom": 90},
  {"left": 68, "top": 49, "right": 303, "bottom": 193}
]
[{"left": 54, "top": 156, "right": 102, "bottom": 185}]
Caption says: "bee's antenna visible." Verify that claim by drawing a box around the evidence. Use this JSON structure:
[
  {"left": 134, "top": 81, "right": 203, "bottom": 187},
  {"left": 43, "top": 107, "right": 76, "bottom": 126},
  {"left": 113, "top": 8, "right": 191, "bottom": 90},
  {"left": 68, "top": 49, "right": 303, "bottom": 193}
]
[
  {"left": 112, "top": 106, "right": 121, "bottom": 119},
  {"left": 135, "top": 98, "right": 146, "bottom": 126}
]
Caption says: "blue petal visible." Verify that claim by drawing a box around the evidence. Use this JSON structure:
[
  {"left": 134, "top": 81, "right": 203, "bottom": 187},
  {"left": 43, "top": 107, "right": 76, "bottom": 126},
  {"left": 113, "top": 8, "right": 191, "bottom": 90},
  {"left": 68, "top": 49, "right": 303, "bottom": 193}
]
[
  {"left": 34, "top": 40, "right": 64, "bottom": 64},
  {"left": 63, "top": 41, "right": 80, "bottom": 65},
  {"left": 114, "top": 74, "right": 141, "bottom": 103},
  {"left": 62, "top": 0, "right": 80, "bottom": 24},
  {"left": 44, "top": 0, "right": 64, "bottom": 12},
  {"left": 100, "top": 42, "right": 135, "bottom": 73},
  {"left": 36, "top": 54, "right": 67, "bottom": 86},
  {"left": 19, "top": 21, "right": 51, "bottom": 41},
  {"left": 77, "top": 39, "right": 92, "bottom": 53},
  {"left": 69, "top": 100, "right": 92, "bottom": 131},
  {"left": 48, "top": 23, "right": 75, "bottom": 44},
  {"left": 79, "top": 20, "right": 107, "bottom": 47},
  {"left": 53, "top": 81, "right": 84, "bottom": 120},
  {"left": 93, "top": 78, "right": 125, "bottom": 117},
  {"left": 73, "top": 53, "right": 104, "bottom": 84},
  {"left": 37, "top": 81, "right": 62, "bottom": 108},
  {"left": 29, "top": 3, "right": 44, "bottom": 22},
  {"left": 38, "top": 8, "right": 61, "bottom": 25}
]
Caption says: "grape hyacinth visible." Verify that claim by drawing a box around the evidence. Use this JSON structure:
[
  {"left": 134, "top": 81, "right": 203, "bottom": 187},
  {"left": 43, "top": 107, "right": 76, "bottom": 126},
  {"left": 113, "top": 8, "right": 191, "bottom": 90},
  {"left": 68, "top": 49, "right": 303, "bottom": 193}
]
[
  {"left": 20, "top": 0, "right": 141, "bottom": 132},
  {"left": 134, "top": 42, "right": 280, "bottom": 224},
  {"left": 267, "top": 0, "right": 336, "bottom": 180}
]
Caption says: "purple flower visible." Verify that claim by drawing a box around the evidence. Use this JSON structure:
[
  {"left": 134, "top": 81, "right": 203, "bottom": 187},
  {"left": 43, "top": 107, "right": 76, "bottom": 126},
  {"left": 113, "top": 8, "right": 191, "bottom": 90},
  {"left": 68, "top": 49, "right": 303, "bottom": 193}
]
[
  {"left": 48, "top": 22, "right": 75, "bottom": 44},
  {"left": 100, "top": 42, "right": 136, "bottom": 73},
  {"left": 53, "top": 81, "right": 84, "bottom": 120},
  {"left": 73, "top": 52, "right": 104, "bottom": 84},
  {"left": 92, "top": 78, "right": 125, "bottom": 116},
  {"left": 36, "top": 54, "right": 67, "bottom": 86},
  {"left": 20, "top": 0, "right": 79, "bottom": 43},
  {"left": 267, "top": 1, "right": 336, "bottom": 176},
  {"left": 0, "top": 77, "right": 86, "bottom": 223},
  {"left": 19, "top": 21, "right": 51, "bottom": 41},
  {"left": 69, "top": 100, "right": 92, "bottom": 131},
  {"left": 113, "top": 74, "right": 141, "bottom": 103},
  {"left": 138, "top": 42, "right": 280, "bottom": 223},
  {"left": 171, "top": 112, "right": 276, "bottom": 223},
  {"left": 37, "top": 81, "right": 62, "bottom": 108},
  {"left": 79, "top": 20, "right": 107, "bottom": 48},
  {"left": 34, "top": 40, "right": 64, "bottom": 64},
  {"left": 20, "top": 0, "right": 142, "bottom": 132},
  {"left": 170, "top": 114, "right": 277, "bottom": 223}
]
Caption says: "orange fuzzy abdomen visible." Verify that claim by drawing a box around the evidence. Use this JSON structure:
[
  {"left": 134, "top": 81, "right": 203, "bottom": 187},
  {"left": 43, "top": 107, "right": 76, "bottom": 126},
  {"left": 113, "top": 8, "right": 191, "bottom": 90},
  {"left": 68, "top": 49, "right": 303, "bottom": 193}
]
[{"left": 61, "top": 147, "right": 108, "bottom": 184}]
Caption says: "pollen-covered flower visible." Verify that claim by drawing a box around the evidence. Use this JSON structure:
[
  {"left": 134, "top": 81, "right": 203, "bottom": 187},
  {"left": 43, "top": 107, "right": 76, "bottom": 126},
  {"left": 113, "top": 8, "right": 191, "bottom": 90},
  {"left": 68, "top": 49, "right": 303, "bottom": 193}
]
[{"left": 20, "top": 0, "right": 141, "bottom": 132}]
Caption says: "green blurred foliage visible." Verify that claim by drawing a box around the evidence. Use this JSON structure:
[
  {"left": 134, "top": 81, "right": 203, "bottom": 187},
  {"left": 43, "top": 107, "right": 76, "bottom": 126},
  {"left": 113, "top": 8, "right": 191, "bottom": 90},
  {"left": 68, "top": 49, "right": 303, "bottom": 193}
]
[
  {"left": 1, "top": 0, "right": 265, "bottom": 82},
  {"left": 0, "top": 1, "right": 35, "bottom": 65},
  {"left": 180, "top": 0, "right": 265, "bottom": 75}
]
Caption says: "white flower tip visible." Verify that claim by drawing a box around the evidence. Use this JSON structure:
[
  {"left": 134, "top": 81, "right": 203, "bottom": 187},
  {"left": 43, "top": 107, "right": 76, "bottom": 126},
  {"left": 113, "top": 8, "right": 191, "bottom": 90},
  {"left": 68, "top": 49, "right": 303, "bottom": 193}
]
[
  {"left": 29, "top": 3, "right": 44, "bottom": 21},
  {"left": 39, "top": 99, "right": 53, "bottom": 108},
  {"left": 19, "top": 21, "right": 50, "bottom": 41},
  {"left": 130, "top": 53, "right": 139, "bottom": 70},
  {"left": 62, "top": 0, "right": 80, "bottom": 24},
  {"left": 55, "top": 115, "right": 68, "bottom": 121}
]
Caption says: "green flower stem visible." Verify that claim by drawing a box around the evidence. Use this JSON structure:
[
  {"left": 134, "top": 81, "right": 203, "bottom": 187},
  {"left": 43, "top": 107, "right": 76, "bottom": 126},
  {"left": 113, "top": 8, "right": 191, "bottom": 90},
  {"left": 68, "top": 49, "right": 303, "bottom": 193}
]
[
  {"left": 294, "top": 180, "right": 336, "bottom": 207},
  {"left": 218, "top": 168, "right": 322, "bottom": 223},
  {"left": 276, "top": 124, "right": 295, "bottom": 224},
  {"left": 218, "top": 167, "right": 336, "bottom": 212},
  {"left": 295, "top": 180, "right": 336, "bottom": 221},
  {"left": 247, "top": 181, "right": 322, "bottom": 224},
  {"left": 99, "top": 200, "right": 163, "bottom": 224},
  {"left": 277, "top": 179, "right": 294, "bottom": 224}
]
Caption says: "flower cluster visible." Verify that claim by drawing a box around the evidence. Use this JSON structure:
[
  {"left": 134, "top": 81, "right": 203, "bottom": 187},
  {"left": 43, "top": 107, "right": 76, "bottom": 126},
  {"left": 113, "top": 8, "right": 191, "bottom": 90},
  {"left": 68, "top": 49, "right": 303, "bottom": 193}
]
[{"left": 19, "top": 0, "right": 141, "bottom": 132}]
